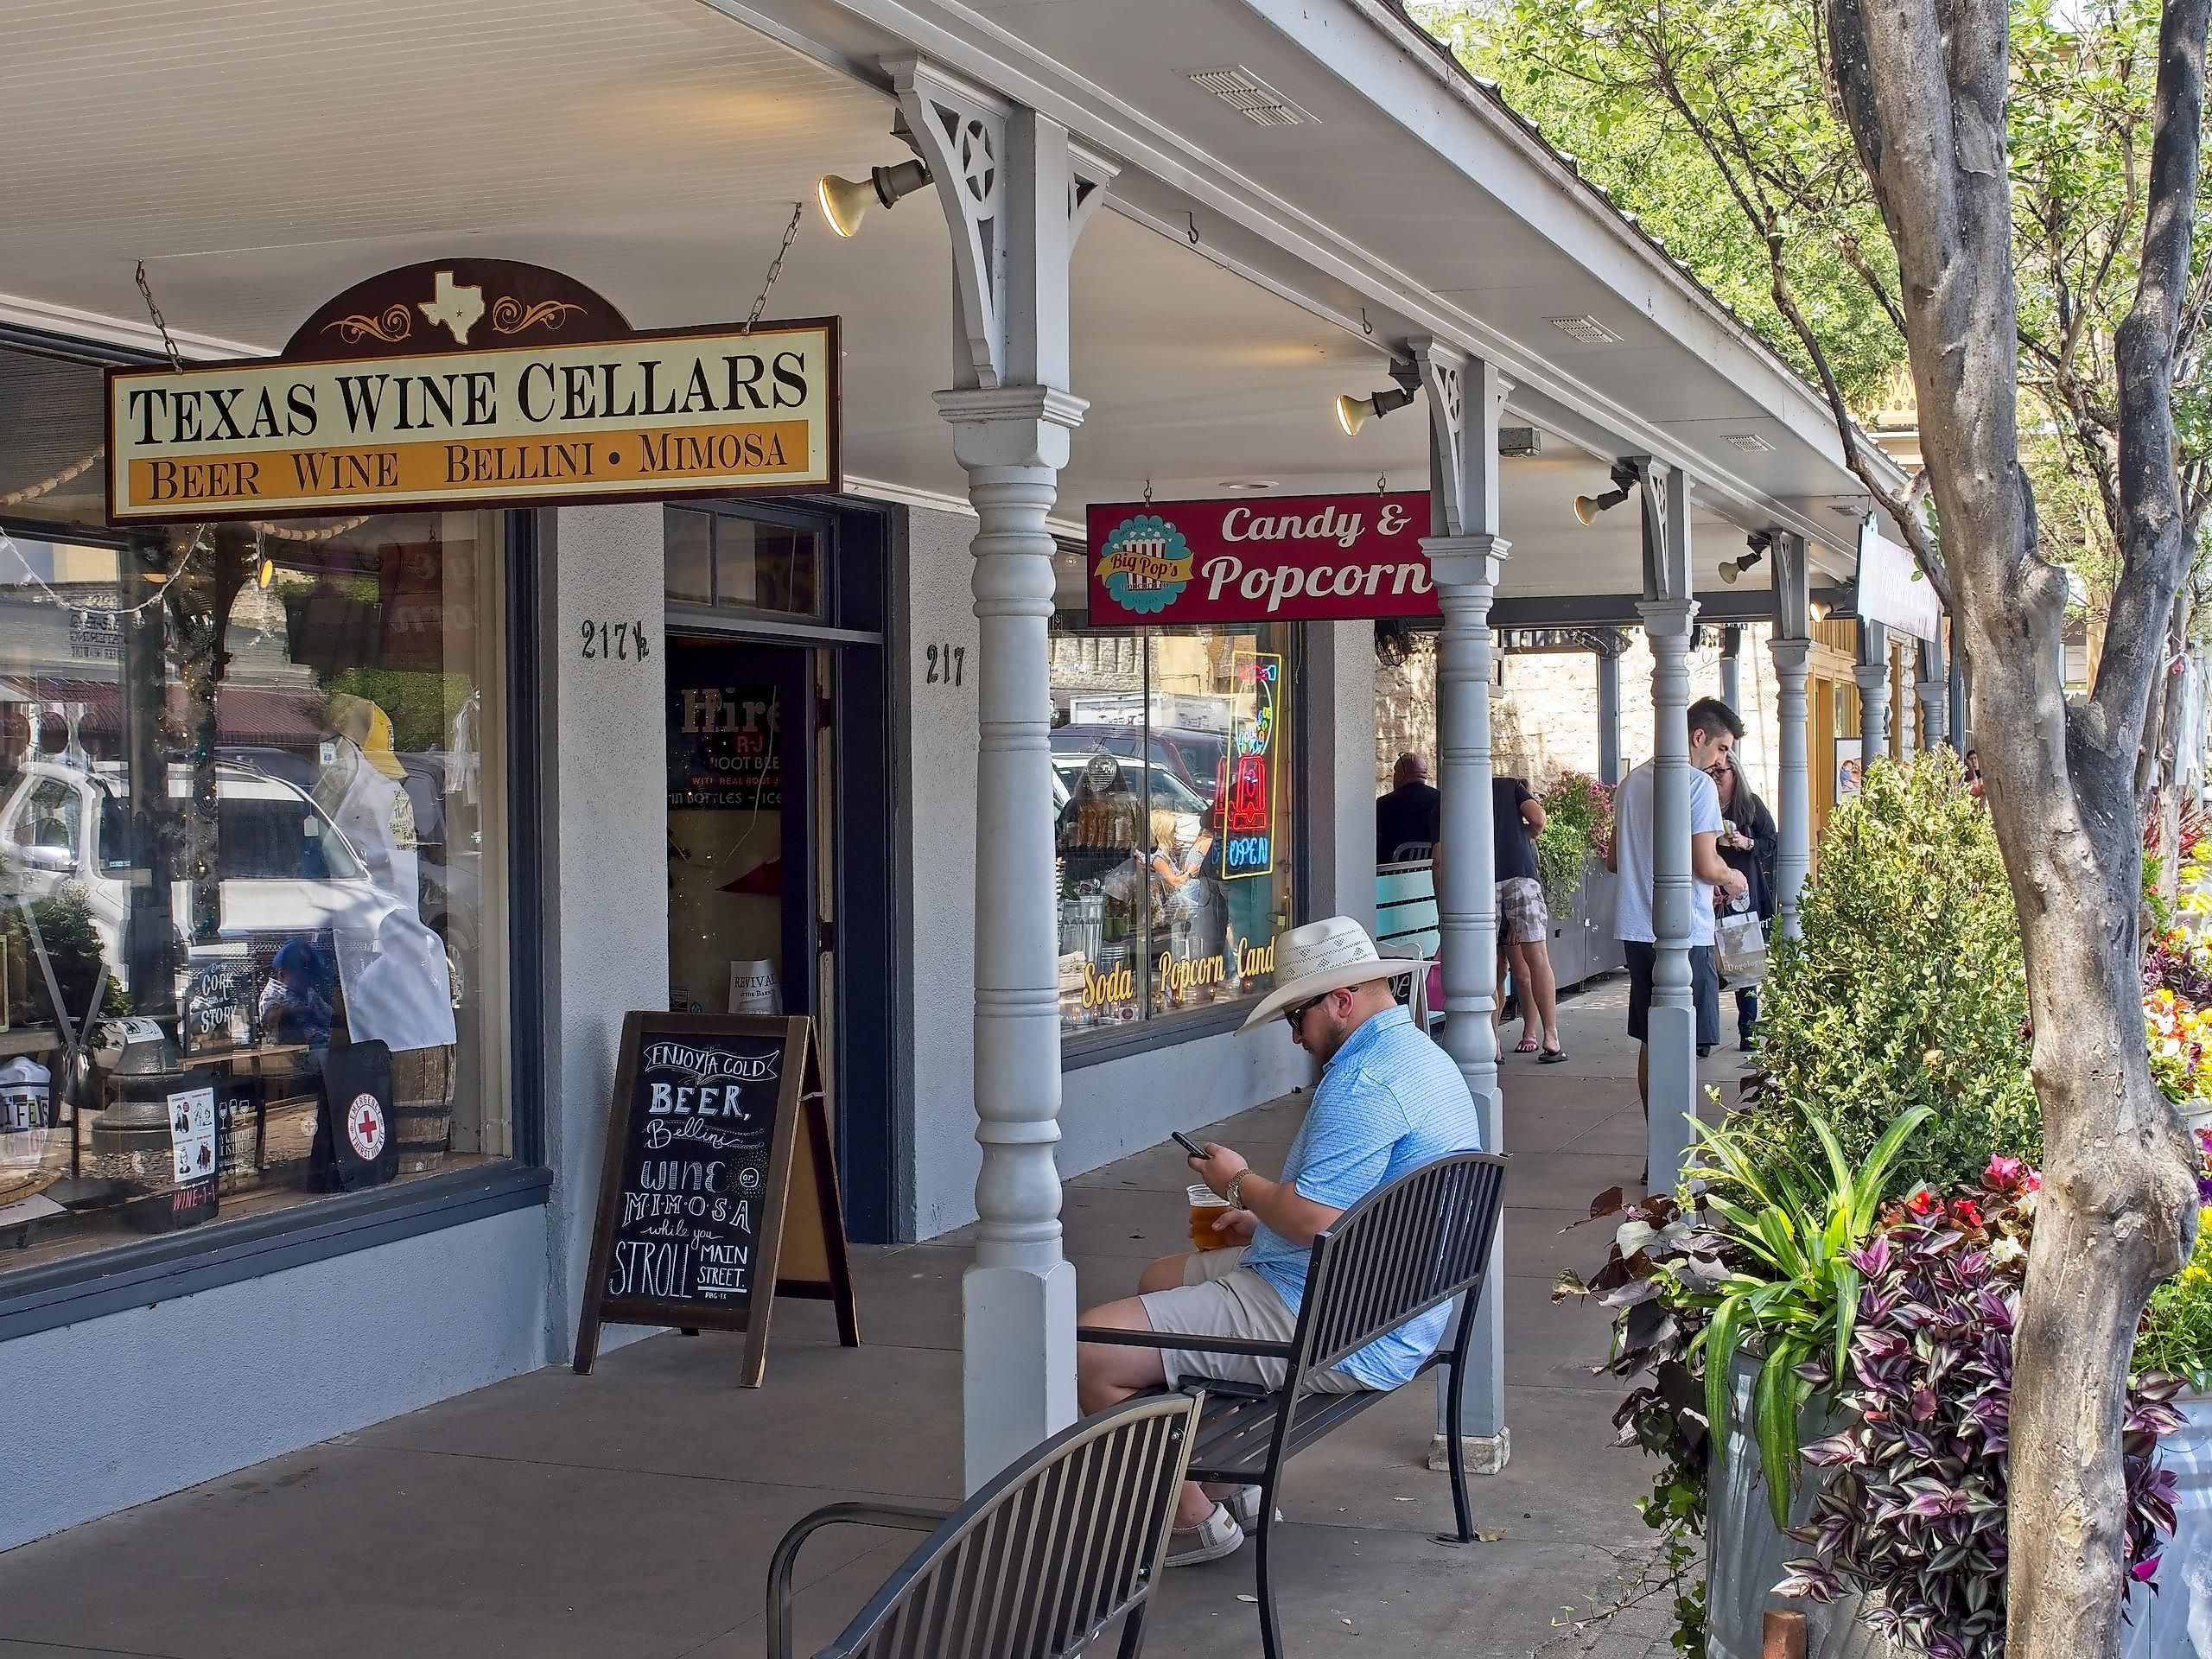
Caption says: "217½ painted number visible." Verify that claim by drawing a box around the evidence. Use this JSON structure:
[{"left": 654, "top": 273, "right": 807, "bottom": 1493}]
[{"left": 582, "top": 620, "right": 651, "bottom": 662}]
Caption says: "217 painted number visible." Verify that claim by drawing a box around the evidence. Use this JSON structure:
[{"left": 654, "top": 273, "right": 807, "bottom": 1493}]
[
  {"left": 582, "top": 620, "right": 651, "bottom": 662},
  {"left": 923, "top": 643, "right": 966, "bottom": 686}
]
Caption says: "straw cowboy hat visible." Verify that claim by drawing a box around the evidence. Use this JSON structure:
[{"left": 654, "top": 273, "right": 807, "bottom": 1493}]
[{"left": 1240, "top": 916, "right": 1405, "bottom": 1031}]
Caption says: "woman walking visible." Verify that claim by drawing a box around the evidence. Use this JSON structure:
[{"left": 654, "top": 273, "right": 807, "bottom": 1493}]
[{"left": 1710, "top": 754, "right": 1777, "bottom": 1051}]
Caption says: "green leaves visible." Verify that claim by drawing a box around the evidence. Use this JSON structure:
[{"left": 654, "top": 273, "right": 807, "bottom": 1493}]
[
  {"left": 1686, "top": 1102, "right": 1936, "bottom": 1529},
  {"left": 1729, "top": 752, "right": 2040, "bottom": 1196}
]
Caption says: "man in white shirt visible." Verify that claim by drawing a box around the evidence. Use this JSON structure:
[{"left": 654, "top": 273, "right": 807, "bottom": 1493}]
[{"left": 1608, "top": 697, "right": 1751, "bottom": 1108}]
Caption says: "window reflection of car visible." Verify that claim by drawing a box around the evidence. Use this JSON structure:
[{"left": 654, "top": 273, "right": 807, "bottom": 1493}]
[
  {"left": 1047, "top": 754, "right": 1213, "bottom": 818},
  {"left": 1049, "top": 724, "right": 1227, "bottom": 798},
  {"left": 0, "top": 760, "right": 387, "bottom": 994}
]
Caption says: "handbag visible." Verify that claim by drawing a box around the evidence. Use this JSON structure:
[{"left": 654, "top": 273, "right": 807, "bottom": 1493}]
[{"left": 1715, "top": 908, "right": 1769, "bottom": 984}]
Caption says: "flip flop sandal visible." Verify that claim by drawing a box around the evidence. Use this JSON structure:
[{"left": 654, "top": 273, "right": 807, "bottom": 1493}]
[
  {"left": 1515, "top": 1035, "right": 1539, "bottom": 1053},
  {"left": 1540, "top": 1047, "right": 1568, "bottom": 1064}
]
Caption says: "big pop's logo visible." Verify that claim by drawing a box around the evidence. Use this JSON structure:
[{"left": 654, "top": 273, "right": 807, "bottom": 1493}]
[{"left": 1094, "top": 514, "right": 1193, "bottom": 615}]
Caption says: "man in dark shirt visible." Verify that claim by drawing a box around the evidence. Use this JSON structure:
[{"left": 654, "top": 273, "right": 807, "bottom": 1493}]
[
  {"left": 1494, "top": 776, "right": 1564, "bottom": 1059},
  {"left": 1376, "top": 753, "right": 1440, "bottom": 863}
]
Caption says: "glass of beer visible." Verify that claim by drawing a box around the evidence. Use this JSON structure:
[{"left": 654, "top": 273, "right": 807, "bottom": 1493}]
[{"left": 1187, "top": 1184, "right": 1235, "bottom": 1250}]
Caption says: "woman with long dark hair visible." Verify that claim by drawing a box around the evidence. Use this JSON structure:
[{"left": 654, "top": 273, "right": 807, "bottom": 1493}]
[{"left": 1710, "top": 754, "right": 1777, "bottom": 1050}]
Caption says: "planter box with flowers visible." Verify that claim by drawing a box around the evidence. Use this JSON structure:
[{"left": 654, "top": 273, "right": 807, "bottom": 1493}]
[{"left": 1561, "top": 755, "right": 2201, "bottom": 1659}]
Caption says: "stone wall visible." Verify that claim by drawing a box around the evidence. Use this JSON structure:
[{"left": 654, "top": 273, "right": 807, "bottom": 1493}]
[{"left": 1373, "top": 622, "right": 1782, "bottom": 803}]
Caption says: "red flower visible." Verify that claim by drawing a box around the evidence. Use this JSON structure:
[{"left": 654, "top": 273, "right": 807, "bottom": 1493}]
[
  {"left": 1951, "top": 1198, "right": 1984, "bottom": 1228},
  {"left": 1907, "top": 1189, "right": 1937, "bottom": 1217}
]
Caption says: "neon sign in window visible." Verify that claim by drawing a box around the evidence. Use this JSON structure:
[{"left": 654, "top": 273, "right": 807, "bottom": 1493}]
[{"left": 1222, "top": 651, "right": 1280, "bottom": 879}]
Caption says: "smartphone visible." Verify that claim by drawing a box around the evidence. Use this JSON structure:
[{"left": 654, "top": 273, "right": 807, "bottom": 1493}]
[{"left": 1170, "top": 1130, "right": 1207, "bottom": 1160}]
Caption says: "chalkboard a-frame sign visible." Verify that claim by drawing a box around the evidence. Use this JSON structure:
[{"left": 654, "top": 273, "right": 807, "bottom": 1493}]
[{"left": 573, "top": 1013, "right": 858, "bottom": 1385}]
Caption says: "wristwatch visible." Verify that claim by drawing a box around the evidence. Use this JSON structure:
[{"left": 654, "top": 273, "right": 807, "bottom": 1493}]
[{"left": 1224, "top": 1169, "right": 1249, "bottom": 1211}]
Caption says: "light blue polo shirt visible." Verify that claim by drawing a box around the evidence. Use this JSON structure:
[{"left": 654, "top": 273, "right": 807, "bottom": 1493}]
[{"left": 1242, "top": 1005, "right": 1484, "bottom": 1389}]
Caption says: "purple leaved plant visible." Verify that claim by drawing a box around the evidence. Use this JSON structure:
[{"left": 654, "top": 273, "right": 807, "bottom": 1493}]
[{"left": 1777, "top": 1160, "right": 2183, "bottom": 1659}]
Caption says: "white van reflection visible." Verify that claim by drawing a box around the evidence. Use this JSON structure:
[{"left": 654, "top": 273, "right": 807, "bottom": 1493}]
[{"left": 0, "top": 759, "right": 385, "bottom": 997}]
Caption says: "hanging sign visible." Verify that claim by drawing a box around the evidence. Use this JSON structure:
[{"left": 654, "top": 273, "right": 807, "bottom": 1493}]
[
  {"left": 1086, "top": 492, "right": 1437, "bottom": 626},
  {"left": 573, "top": 1013, "right": 857, "bottom": 1387},
  {"left": 1854, "top": 516, "right": 1942, "bottom": 642},
  {"left": 106, "top": 259, "right": 840, "bottom": 523}
]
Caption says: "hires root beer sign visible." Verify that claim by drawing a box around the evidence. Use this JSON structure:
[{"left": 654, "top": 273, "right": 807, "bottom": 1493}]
[{"left": 1086, "top": 492, "right": 1438, "bottom": 626}]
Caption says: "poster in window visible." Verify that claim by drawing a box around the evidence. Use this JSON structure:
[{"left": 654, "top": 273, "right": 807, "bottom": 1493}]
[
  {"left": 1222, "top": 652, "right": 1281, "bottom": 880},
  {"left": 667, "top": 669, "right": 783, "bottom": 810},
  {"left": 1835, "top": 738, "right": 1865, "bottom": 800}
]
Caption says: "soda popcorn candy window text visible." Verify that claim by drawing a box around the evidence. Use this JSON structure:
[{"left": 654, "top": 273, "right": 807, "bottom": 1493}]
[{"left": 1048, "top": 612, "right": 1297, "bottom": 1034}]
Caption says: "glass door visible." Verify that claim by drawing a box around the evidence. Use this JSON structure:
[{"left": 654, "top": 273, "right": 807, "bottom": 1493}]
[{"left": 664, "top": 639, "right": 813, "bottom": 1019}]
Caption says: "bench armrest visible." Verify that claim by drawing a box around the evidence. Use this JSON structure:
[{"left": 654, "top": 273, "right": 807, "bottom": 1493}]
[
  {"left": 1076, "top": 1325, "right": 1294, "bottom": 1359},
  {"left": 769, "top": 1502, "right": 949, "bottom": 1659}
]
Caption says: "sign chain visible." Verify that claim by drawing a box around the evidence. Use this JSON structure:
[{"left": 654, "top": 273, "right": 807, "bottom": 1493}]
[
  {"left": 129, "top": 262, "right": 367, "bottom": 544},
  {"left": 134, "top": 260, "right": 188, "bottom": 374},
  {"left": 743, "top": 204, "right": 805, "bottom": 336}
]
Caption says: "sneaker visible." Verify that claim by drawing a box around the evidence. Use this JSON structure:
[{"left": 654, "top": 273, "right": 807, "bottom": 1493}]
[
  {"left": 1166, "top": 1503, "right": 1244, "bottom": 1567},
  {"left": 1226, "top": 1487, "right": 1281, "bottom": 1531}
]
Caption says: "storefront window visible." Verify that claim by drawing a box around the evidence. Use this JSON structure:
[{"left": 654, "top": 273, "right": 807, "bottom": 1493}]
[
  {"left": 1050, "top": 612, "right": 1296, "bottom": 1034},
  {"left": 0, "top": 342, "right": 513, "bottom": 1274},
  {"left": 664, "top": 505, "right": 822, "bottom": 616}
]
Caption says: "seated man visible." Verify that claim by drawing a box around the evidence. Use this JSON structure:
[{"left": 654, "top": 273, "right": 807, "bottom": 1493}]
[{"left": 1076, "top": 915, "right": 1484, "bottom": 1567}]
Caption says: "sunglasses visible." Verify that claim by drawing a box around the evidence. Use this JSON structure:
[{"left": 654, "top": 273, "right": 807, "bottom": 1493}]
[{"left": 1283, "top": 992, "right": 1331, "bottom": 1032}]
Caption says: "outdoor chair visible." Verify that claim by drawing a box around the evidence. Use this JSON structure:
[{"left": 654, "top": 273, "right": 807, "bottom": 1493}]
[
  {"left": 1077, "top": 1149, "right": 1509, "bottom": 1659},
  {"left": 766, "top": 1391, "right": 1201, "bottom": 1659}
]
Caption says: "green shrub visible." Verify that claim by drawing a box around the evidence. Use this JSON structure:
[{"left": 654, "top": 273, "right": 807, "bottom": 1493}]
[
  {"left": 1536, "top": 770, "right": 1614, "bottom": 910},
  {"left": 1733, "top": 749, "right": 2040, "bottom": 1195}
]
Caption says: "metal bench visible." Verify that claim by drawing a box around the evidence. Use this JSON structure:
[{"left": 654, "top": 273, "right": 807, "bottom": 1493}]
[
  {"left": 766, "top": 1391, "right": 1200, "bottom": 1659},
  {"left": 1077, "top": 1150, "right": 1509, "bottom": 1659},
  {"left": 1375, "top": 858, "right": 1443, "bottom": 1029}
]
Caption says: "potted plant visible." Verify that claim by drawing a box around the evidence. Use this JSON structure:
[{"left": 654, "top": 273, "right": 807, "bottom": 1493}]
[
  {"left": 1777, "top": 1159, "right": 2181, "bottom": 1659},
  {"left": 1535, "top": 768, "right": 1613, "bottom": 912},
  {"left": 2123, "top": 1162, "right": 2212, "bottom": 1658}
]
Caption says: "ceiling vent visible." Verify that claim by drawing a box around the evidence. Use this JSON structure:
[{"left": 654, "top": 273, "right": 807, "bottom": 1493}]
[
  {"left": 1725, "top": 433, "right": 1776, "bottom": 453},
  {"left": 1548, "top": 315, "right": 1622, "bottom": 345},
  {"left": 1188, "top": 67, "right": 1317, "bottom": 128}
]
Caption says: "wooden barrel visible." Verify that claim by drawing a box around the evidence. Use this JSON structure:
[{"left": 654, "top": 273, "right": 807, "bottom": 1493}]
[{"left": 391, "top": 1044, "right": 455, "bottom": 1174}]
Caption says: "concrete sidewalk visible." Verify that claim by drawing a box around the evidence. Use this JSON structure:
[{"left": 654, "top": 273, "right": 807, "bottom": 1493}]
[{"left": 0, "top": 983, "right": 1745, "bottom": 1658}]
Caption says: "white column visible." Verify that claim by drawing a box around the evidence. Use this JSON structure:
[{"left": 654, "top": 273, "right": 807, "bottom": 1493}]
[
  {"left": 1770, "top": 640, "right": 1813, "bottom": 940},
  {"left": 1767, "top": 529, "right": 1813, "bottom": 944},
  {"left": 1892, "top": 637, "right": 1916, "bottom": 754},
  {"left": 1916, "top": 632, "right": 1950, "bottom": 748},
  {"left": 1414, "top": 341, "right": 1511, "bottom": 1475},
  {"left": 1718, "top": 626, "right": 1742, "bottom": 711},
  {"left": 896, "top": 60, "right": 1116, "bottom": 1492},
  {"left": 938, "top": 388, "right": 1084, "bottom": 1491},
  {"left": 1638, "top": 462, "right": 1698, "bottom": 1185},
  {"left": 1853, "top": 617, "right": 1891, "bottom": 764},
  {"left": 1597, "top": 648, "right": 1624, "bottom": 785}
]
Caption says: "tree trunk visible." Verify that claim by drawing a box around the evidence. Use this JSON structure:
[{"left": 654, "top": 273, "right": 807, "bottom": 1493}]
[{"left": 1823, "top": 2, "right": 2208, "bottom": 1654}]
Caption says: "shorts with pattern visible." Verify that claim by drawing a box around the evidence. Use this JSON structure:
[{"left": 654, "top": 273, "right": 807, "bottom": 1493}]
[
  {"left": 1497, "top": 876, "right": 1548, "bottom": 945},
  {"left": 1135, "top": 1247, "right": 1370, "bottom": 1395}
]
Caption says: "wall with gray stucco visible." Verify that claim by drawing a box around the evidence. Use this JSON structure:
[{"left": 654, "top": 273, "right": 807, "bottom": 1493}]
[
  {"left": 897, "top": 504, "right": 986, "bottom": 1239},
  {"left": 0, "top": 1204, "right": 544, "bottom": 1551},
  {"left": 541, "top": 504, "right": 672, "bottom": 1356}
]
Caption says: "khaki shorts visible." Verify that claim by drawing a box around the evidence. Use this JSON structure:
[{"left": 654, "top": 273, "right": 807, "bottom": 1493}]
[
  {"left": 1136, "top": 1247, "right": 1370, "bottom": 1395},
  {"left": 1498, "top": 875, "right": 1549, "bottom": 945}
]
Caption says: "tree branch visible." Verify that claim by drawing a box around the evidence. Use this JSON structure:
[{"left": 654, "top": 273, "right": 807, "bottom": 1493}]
[{"left": 2084, "top": 0, "right": 2212, "bottom": 805}]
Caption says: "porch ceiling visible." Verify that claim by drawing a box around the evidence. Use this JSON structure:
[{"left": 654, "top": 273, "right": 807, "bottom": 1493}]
[{"left": 0, "top": 0, "right": 1786, "bottom": 601}]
